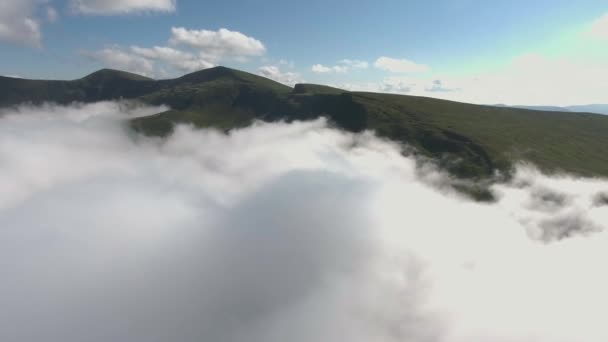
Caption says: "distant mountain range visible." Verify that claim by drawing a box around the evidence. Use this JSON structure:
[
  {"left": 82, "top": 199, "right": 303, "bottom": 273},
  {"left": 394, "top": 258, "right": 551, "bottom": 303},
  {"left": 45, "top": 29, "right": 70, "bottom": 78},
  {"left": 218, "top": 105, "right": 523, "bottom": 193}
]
[
  {"left": 2, "top": 67, "right": 608, "bottom": 191},
  {"left": 495, "top": 104, "right": 608, "bottom": 115}
]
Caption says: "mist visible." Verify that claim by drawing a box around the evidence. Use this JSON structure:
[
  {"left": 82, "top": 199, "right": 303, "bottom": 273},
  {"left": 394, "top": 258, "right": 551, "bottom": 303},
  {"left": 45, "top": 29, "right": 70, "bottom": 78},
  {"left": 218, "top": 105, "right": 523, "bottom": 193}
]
[{"left": 1, "top": 102, "right": 607, "bottom": 342}]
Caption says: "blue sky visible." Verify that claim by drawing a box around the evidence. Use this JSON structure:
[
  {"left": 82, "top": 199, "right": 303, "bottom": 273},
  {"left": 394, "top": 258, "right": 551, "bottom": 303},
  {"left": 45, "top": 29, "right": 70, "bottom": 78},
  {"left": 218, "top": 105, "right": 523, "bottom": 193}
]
[{"left": 1, "top": 0, "right": 608, "bottom": 105}]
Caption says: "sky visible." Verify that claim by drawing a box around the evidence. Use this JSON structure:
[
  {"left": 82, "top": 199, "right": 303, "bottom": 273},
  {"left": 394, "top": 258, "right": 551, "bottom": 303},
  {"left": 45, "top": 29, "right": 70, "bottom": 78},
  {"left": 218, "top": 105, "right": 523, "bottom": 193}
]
[{"left": 1, "top": 0, "right": 608, "bottom": 105}]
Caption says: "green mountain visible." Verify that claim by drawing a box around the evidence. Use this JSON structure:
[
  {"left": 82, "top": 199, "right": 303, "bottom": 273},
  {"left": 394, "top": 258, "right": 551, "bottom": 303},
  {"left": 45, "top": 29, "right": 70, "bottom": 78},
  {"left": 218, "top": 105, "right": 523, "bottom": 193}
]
[
  {"left": 2, "top": 67, "right": 608, "bottom": 183},
  {"left": 495, "top": 104, "right": 608, "bottom": 115}
]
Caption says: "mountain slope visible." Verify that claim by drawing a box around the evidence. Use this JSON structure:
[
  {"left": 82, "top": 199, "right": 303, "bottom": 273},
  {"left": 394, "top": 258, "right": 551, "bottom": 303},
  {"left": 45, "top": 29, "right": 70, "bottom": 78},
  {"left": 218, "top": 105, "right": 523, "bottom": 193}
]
[
  {"left": 567, "top": 104, "right": 608, "bottom": 115},
  {"left": 2, "top": 67, "right": 608, "bottom": 180},
  {"left": 496, "top": 104, "right": 608, "bottom": 115}
]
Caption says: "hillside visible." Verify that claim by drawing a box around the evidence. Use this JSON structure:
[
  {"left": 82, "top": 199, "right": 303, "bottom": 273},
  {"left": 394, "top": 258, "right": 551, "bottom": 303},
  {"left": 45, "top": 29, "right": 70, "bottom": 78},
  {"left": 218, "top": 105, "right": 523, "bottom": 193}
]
[
  {"left": 496, "top": 104, "right": 608, "bottom": 115},
  {"left": 2, "top": 67, "right": 608, "bottom": 181}
]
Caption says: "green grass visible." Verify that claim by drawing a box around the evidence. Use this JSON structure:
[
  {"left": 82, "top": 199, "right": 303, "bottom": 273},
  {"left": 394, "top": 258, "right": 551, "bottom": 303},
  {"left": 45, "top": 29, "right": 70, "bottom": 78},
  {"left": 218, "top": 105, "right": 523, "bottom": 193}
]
[
  {"left": 81, "top": 69, "right": 154, "bottom": 82},
  {"left": 355, "top": 93, "right": 608, "bottom": 177},
  {"left": 2, "top": 66, "right": 608, "bottom": 181}
]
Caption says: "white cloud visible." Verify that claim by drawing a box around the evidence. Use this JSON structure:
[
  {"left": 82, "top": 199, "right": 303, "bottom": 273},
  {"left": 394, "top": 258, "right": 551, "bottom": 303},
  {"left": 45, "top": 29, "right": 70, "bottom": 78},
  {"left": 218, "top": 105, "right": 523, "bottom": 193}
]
[
  {"left": 312, "top": 60, "right": 368, "bottom": 74},
  {"left": 374, "top": 56, "right": 430, "bottom": 73},
  {"left": 330, "top": 82, "right": 380, "bottom": 93},
  {"left": 335, "top": 77, "right": 413, "bottom": 94},
  {"left": 311, "top": 64, "right": 332, "bottom": 73},
  {"left": 131, "top": 45, "right": 191, "bottom": 60},
  {"left": 83, "top": 45, "right": 216, "bottom": 77},
  {"left": 425, "top": 79, "right": 458, "bottom": 93},
  {"left": 380, "top": 76, "right": 413, "bottom": 93},
  {"left": 70, "top": 0, "right": 176, "bottom": 15},
  {"left": 131, "top": 46, "right": 215, "bottom": 72},
  {"left": 167, "top": 57, "right": 215, "bottom": 73},
  {"left": 339, "top": 59, "right": 369, "bottom": 69},
  {"left": 337, "top": 76, "right": 450, "bottom": 95},
  {"left": 335, "top": 52, "right": 608, "bottom": 105},
  {"left": 0, "top": 0, "right": 43, "bottom": 47},
  {"left": 588, "top": 13, "right": 608, "bottom": 40},
  {"left": 83, "top": 26, "right": 266, "bottom": 77},
  {"left": 258, "top": 65, "right": 301, "bottom": 86},
  {"left": 170, "top": 27, "right": 266, "bottom": 62},
  {"left": 82, "top": 46, "right": 155, "bottom": 77},
  {"left": 1, "top": 102, "right": 608, "bottom": 342}
]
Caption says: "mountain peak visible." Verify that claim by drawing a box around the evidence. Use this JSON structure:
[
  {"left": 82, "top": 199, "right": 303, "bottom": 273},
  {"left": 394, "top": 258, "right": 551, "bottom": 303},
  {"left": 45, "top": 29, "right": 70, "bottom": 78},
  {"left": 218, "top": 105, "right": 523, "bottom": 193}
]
[
  {"left": 177, "top": 66, "right": 246, "bottom": 83},
  {"left": 82, "top": 69, "right": 153, "bottom": 82},
  {"left": 177, "top": 66, "right": 292, "bottom": 93}
]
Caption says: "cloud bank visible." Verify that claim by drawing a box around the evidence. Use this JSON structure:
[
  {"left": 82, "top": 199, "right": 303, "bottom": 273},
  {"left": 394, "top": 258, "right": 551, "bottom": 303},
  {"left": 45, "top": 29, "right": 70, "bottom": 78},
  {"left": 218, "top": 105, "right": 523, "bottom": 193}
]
[{"left": 0, "top": 102, "right": 607, "bottom": 342}]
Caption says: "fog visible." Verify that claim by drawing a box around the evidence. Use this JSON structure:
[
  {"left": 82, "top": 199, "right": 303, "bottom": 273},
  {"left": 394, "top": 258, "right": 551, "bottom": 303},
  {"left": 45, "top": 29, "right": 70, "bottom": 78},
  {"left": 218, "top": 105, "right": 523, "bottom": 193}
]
[{"left": 1, "top": 102, "right": 607, "bottom": 342}]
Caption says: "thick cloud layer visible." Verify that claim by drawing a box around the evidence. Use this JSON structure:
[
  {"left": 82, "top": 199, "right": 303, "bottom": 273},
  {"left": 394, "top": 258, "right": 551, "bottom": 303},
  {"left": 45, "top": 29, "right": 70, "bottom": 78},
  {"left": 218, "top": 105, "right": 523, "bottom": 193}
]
[{"left": 0, "top": 102, "right": 607, "bottom": 342}]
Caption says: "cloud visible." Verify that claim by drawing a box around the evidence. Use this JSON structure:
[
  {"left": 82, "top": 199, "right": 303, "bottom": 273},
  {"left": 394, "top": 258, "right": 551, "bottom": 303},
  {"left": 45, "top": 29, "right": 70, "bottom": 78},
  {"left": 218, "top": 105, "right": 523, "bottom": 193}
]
[
  {"left": 258, "top": 65, "right": 301, "bottom": 86},
  {"left": 336, "top": 51, "right": 608, "bottom": 105},
  {"left": 319, "top": 14, "right": 608, "bottom": 105},
  {"left": 131, "top": 45, "right": 215, "bottom": 72},
  {"left": 70, "top": 0, "right": 176, "bottom": 15},
  {"left": 312, "top": 60, "right": 368, "bottom": 74},
  {"left": 374, "top": 56, "right": 431, "bottom": 73},
  {"left": 380, "top": 76, "right": 413, "bottom": 93},
  {"left": 588, "top": 13, "right": 608, "bottom": 40},
  {"left": 330, "top": 81, "right": 383, "bottom": 93},
  {"left": 312, "top": 64, "right": 346, "bottom": 73},
  {"left": 1, "top": 102, "right": 608, "bottom": 342},
  {"left": 425, "top": 80, "right": 457, "bottom": 93},
  {"left": 311, "top": 64, "right": 331, "bottom": 73},
  {"left": 83, "top": 26, "right": 266, "bottom": 77},
  {"left": 170, "top": 27, "right": 266, "bottom": 62},
  {"left": 0, "top": 0, "right": 44, "bottom": 47},
  {"left": 82, "top": 46, "right": 156, "bottom": 77},
  {"left": 131, "top": 45, "right": 192, "bottom": 60},
  {"left": 333, "top": 77, "right": 451, "bottom": 95},
  {"left": 428, "top": 53, "right": 608, "bottom": 106},
  {"left": 339, "top": 59, "right": 369, "bottom": 69}
]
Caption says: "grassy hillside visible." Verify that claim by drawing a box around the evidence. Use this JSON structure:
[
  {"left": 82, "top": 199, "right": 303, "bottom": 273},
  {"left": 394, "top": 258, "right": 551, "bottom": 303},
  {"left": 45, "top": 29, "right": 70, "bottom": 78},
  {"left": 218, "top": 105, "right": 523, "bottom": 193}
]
[
  {"left": 2, "top": 66, "right": 608, "bottom": 181},
  {"left": 355, "top": 93, "right": 608, "bottom": 178}
]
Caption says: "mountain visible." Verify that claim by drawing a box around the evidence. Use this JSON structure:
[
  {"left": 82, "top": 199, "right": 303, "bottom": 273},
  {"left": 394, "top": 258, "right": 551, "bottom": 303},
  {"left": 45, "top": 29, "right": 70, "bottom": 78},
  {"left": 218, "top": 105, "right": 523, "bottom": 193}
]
[
  {"left": 512, "top": 105, "right": 571, "bottom": 112},
  {"left": 567, "top": 104, "right": 608, "bottom": 115},
  {"left": 2, "top": 67, "right": 608, "bottom": 184},
  {"left": 495, "top": 104, "right": 608, "bottom": 115}
]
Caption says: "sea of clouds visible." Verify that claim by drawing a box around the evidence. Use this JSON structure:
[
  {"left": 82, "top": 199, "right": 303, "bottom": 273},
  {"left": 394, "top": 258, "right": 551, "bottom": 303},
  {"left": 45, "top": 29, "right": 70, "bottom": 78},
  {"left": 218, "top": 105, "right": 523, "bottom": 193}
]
[{"left": 1, "top": 102, "right": 607, "bottom": 342}]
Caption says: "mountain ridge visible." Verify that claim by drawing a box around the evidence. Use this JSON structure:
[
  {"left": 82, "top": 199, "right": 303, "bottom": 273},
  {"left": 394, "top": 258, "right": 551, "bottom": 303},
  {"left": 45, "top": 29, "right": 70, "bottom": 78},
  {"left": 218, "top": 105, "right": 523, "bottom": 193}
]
[
  {"left": 495, "top": 104, "right": 608, "bottom": 115},
  {"left": 2, "top": 66, "right": 608, "bottom": 184}
]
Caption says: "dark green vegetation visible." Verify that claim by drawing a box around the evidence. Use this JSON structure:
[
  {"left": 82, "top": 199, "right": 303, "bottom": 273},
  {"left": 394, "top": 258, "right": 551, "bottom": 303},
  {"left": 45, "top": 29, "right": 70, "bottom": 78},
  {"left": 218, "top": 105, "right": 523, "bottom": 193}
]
[{"left": 2, "top": 66, "right": 608, "bottom": 182}]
